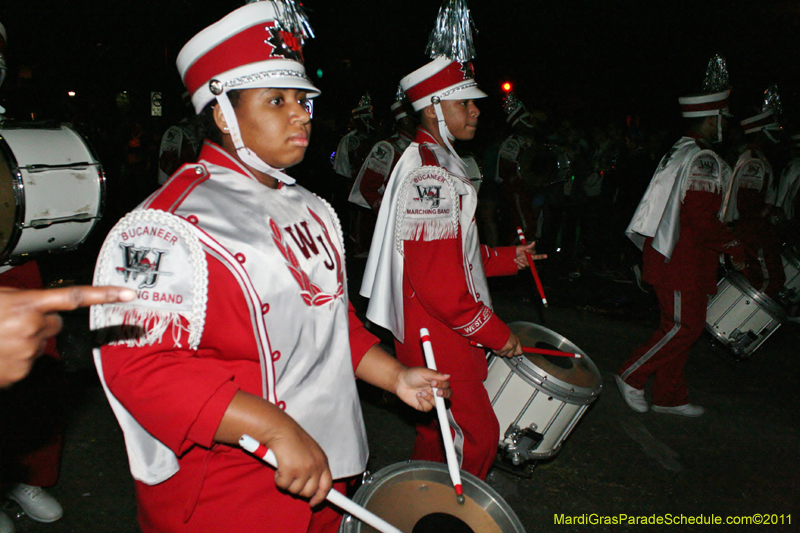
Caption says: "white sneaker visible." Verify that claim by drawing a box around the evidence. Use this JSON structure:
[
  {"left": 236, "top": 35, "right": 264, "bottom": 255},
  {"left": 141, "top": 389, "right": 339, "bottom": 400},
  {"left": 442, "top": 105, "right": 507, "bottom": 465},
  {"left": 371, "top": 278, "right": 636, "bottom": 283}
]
[
  {"left": 0, "top": 511, "right": 14, "bottom": 533},
  {"left": 652, "top": 404, "right": 705, "bottom": 417},
  {"left": 614, "top": 375, "right": 648, "bottom": 412},
  {"left": 8, "top": 484, "right": 63, "bottom": 523}
]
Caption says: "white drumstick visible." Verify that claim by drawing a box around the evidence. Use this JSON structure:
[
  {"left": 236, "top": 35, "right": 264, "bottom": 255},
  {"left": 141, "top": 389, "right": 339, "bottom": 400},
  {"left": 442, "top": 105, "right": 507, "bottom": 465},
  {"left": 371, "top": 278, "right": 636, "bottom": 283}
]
[
  {"left": 419, "top": 328, "right": 465, "bottom": 504},
  {"left": 239, "top": 435, "right": 402, "bottom": 533}
]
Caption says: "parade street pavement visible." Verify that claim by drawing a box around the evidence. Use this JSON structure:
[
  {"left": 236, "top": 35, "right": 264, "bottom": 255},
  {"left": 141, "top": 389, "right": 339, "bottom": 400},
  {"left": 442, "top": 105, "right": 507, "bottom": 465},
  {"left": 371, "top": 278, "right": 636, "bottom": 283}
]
[{"left": 4, "top": 254, "right": 798, "bottom": 533}]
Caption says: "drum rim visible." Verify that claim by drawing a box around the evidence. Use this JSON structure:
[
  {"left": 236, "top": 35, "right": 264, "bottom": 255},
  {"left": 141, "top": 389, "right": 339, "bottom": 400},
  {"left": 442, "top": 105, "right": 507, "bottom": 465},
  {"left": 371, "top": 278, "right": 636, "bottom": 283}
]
[
  {"left": 519, "top": 143, "right": 573, "bottom": 187},
  {"left": 0, "top": 131, "right": 26, "bottom": 263},
  {"left": 782, "top": 248, "right": 800, "bottom": 269},
  {"left": 719, "top": 272, "right": 787, "bottom": 321},
  {"left": 504, "top": 321, "right": 602, "bottom": 403},
  {"left": 341, "top": 460, "right": 525, "bottom": 533}
]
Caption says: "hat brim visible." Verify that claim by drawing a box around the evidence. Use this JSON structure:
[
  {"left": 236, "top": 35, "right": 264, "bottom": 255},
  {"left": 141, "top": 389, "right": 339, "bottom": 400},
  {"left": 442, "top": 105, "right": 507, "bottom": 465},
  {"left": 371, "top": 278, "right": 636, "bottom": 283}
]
[
  {"left": 440, "top": 86, "right": 488, "bottom": 102},
  {"left": 190, "top": 60, "right": 320, "bottom": 114}
]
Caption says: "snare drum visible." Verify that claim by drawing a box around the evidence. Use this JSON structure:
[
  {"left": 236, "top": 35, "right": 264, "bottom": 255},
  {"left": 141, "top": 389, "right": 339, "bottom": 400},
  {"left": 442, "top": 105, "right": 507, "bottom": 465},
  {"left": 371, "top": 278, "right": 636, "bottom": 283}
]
[
  {"left": 339, "top": 461, "right": 525, "bottom": 533},
  {"left": 778, "top": 247, "right": 800, "bottom": 306},
  {"left": 706, "top": 272, "right": 787, "bottom": 358},
  {"left": 0, "top": 122, "right": 105, "bottom": 264},
  {"left": 484, "top": 322, "right": 602, "bottom": 465}
]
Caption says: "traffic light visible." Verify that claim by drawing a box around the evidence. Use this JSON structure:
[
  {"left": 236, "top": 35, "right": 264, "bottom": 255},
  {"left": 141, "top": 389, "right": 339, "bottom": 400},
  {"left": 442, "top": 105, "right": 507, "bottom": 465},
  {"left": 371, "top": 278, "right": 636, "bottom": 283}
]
[{"left": 501, "top": 81, "right": 513, "bottom": 93}]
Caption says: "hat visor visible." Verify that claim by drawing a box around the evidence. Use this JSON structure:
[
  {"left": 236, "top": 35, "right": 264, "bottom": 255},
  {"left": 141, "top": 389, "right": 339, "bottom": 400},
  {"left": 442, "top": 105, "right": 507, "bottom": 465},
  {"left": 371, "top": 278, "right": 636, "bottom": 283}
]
[{"left": 440, "top": 86, "right": 488, "bottom": 102}]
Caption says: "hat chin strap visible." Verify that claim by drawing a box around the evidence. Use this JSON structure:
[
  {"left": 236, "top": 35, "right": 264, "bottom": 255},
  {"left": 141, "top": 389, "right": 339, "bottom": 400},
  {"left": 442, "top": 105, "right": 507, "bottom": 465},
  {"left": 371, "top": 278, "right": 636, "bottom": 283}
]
[
  {"left": 215, "top": 92, "right": 296, "bottom": 185},
  {"left": 763, "top": 128, "right": 780, "bottom": 144},
  {"left": 432, "top": 98, "right": 461, "bottom": 163}
]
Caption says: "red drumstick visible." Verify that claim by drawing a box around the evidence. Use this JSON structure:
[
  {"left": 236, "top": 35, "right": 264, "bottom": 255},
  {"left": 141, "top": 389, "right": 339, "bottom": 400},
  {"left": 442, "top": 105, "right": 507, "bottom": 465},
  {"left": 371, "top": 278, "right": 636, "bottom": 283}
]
[
  {"left": 516, "top": 227, "right": 548, "bottom": 307},
  {"left": 469, "top": 340, "right": 581, "bottom": 358}
]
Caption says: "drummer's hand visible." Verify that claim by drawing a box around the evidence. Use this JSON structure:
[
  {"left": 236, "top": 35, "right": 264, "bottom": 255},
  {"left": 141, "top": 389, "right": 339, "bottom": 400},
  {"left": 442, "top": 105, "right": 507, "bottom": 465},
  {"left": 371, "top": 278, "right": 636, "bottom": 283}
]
[
  {"left": 493, "top": 331, "right": 524, "bottom": 358},
  {"left": 394, "top": 367, "right": 451, "bottom": 412},
  {"left": 514, "top": 242, "right": 547, "bottom": 270},
  {"left": 267, "top": 421, "right": 332, "bottom": 508},
  {"left": 0, "top": 285, "right": 136, "bottom": 388}
]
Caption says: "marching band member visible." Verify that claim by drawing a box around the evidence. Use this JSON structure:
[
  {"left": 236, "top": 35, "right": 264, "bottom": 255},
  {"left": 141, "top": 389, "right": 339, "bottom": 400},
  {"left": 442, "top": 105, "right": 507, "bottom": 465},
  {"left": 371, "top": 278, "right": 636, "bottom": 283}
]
[
  {"left": 494, "top": 92, "right": 541, "bottom": 243},
  {"left": 90, "top": 3, "right": 449, "bottom": 532},
  {"left": 775, "top": 133, "right": 800, "bottom": 245},
  {"left": 724, "top": 107, "right": 785, "bottom": 299},
  {"left": 348, "top": 88, "right": 415, "bottom": 215},
  {"left": 360, "top": 0, "right": 543, "bottom": 480},
  {"left": 618, "top": 59, "right": 746, "bottom": 417},
  {"left": 346, "top": 90, "right": 415, "bottom": 255}
]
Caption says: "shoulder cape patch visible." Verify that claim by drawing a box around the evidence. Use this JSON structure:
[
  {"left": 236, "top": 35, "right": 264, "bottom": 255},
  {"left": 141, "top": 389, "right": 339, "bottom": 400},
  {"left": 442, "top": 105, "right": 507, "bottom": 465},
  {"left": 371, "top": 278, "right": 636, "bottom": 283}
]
[
  {"left": 395, "top": 165, "right": 459, "bottom": 246},
  {"left": 685, "top": 150, "right": 724, "bottom": 196},
  {"left": 91, "top": 209, "right": 208, "bottom": 349},
  {"left": 738, "top": 158, "right": 768, "bottom": 191}
]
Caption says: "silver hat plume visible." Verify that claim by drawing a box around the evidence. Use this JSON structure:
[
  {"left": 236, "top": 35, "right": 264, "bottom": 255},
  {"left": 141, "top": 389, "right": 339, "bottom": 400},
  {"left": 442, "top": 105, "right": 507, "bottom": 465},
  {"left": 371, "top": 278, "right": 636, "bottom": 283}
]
[
  {"left": 702, "top": 54, "right": 730, "bottom": 93},
  {"left": 425, "top": 0, "right": 477, "bottom": 63}
]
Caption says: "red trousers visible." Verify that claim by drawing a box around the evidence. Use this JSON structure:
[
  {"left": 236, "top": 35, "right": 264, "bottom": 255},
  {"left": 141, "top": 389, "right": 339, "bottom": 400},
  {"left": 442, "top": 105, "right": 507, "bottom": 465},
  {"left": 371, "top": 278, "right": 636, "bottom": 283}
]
[
  {"left": 0, "top": 262, "right": 63, "bottom": 488},
  {"left": 403, "top": 376, "right": 499, "bottom": 480},
  {"left": 617, "top": 285, "right": 708, "bottom": 407}
]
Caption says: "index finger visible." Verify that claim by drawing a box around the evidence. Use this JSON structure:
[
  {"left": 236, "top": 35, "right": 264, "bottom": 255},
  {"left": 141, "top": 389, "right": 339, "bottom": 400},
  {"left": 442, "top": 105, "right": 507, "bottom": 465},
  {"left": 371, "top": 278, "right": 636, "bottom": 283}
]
[{"left": 29, "top": 286, "right": 137, "bottom": 313}]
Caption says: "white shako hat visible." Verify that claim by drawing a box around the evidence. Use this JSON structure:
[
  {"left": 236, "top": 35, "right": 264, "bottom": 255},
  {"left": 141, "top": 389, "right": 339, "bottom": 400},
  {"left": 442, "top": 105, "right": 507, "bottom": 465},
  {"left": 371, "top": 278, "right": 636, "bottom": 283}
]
[
  {"left": 678, "top": 54, "right": 732, "bottom": 142},
  {"left": 351, "top": 93, "right": 373, "bottom": 120},
  {"left": 678, "top": 90, "right": 732, "bottom": 118},
  {"left": 740, "top": 109, "right": 781, "bottom": 135},
  {"left": 503, "top": 91, "right": 534, "bottom": 128},
  {"left": 401, "top": 0, "right": 486, "bottom": 161},
  {"left": 400, "top": 56, "right": 487, "bottom": 112},
  {"left": 740, "top": 84, "right": 784, "bottom": 143},
  {"left": 391, "top": 86, "right": 410, "bottom": 121},
  {"left": 176, "top": 0, "right": 319, "bottom": 185},
  {"left": 391, "top": 100, "right": 408, "bottom": 121}
]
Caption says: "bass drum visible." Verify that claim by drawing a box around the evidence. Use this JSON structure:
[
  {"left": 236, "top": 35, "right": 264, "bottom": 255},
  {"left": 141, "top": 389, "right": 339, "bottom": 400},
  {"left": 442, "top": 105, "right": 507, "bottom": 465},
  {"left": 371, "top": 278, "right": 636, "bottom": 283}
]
[
  {"left": 484, "top": 322, "right": 602, "bottom": 464},
  {"left": 339, "top": 461, "right": 525, "bottom": 533},
  {"left": 0, "top": 122, "right": 105, "bottom": 265},
  {"left": 706, "top": 272, "right": 786, "bottom": 358},
  {"left": 517, "top": 143, "right": 571, "bottom": 192}
]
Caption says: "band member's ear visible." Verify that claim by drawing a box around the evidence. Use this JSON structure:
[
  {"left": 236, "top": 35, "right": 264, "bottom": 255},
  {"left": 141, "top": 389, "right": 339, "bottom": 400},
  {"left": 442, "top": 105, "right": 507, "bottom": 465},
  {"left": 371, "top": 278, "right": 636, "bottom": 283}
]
[
  {"left": 422, "top": 105, "right": 437, "bottom": 121},
  {"left": 213, "top": 104, "right": 230, "bottom": 134}
]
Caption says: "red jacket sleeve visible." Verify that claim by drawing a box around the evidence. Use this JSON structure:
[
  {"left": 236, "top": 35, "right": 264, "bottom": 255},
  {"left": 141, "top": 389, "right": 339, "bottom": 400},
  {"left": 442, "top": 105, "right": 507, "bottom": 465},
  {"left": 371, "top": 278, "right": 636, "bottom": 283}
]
[
  {"left": 683, "top": 190, "right": 746, "bottom": 263},
  {"left": 404, "top": 237, "right": 511, "bottom": 350},
  {"left": 100, "top": 330, "right": 240, "bottom": 456},
  {"left": 348, "top": 301, "right": 380, "bottom": 372},
  {"left": 481, "top": 245, "right": 519, "bottom": 277},
  {"left": 98, "top": 257, "right": 254, "bottom": 455}
]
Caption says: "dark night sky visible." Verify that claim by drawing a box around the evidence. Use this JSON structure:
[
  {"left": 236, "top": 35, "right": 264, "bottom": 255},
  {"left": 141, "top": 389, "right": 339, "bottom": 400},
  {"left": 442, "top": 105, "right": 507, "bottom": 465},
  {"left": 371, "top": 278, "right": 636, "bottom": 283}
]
[{"left": 1, "top": 0, "right": 799, "bottom": 131}]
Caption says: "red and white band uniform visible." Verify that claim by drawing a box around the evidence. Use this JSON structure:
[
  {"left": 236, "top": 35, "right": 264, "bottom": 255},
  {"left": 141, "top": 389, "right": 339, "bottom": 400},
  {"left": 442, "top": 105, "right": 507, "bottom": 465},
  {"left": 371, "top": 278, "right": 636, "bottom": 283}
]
[
  {"left": 777, "top": 156, "right": 800, "bottom": 222},
  {"left": 497, "top": 133, "right": 538, "bottom": 238},
  {"left": 348, "top": 130, "right": 414, "bottom": 213},
  {"left": 620, "top": 132, "right": 745, "bottom": 407},
  {"left": 92, "top": 142, "right": 377, "bottom": 533},
  {"left": 725, "top": 147, "right": 785, "bottom": 299},
  {"left": 361, "top": 128, "right": 520, "bottom": 479}
]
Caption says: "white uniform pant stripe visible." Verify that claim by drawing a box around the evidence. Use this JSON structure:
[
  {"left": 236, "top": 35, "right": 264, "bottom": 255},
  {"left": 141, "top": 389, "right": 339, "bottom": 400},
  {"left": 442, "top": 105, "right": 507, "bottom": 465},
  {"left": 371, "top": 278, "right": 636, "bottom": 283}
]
[{"left": 621, "top": 291, "right": 682, "bottom": 381}]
